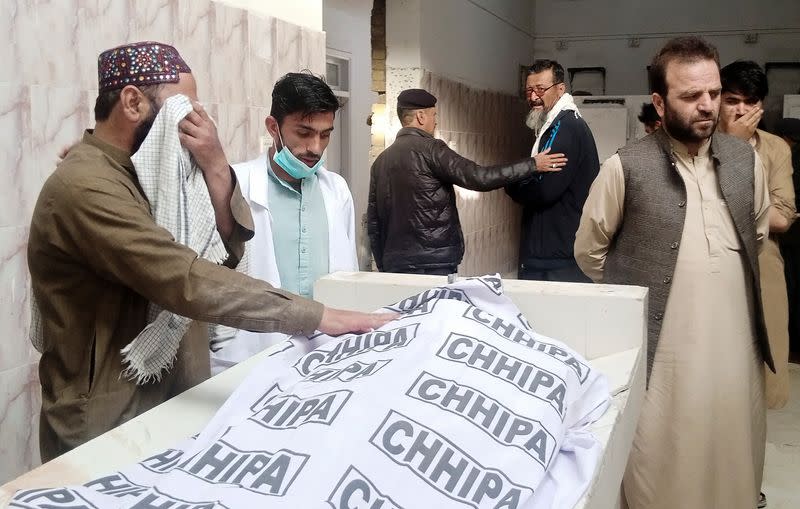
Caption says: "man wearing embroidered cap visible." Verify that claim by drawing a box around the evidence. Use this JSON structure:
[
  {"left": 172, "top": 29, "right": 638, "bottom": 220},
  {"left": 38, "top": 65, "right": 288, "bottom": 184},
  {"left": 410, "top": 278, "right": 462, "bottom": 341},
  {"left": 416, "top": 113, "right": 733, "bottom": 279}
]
[
  {"left": 27, "top": 41, "right": 395, "bottom": 460},
  {"left": 368, "top": 88, "right": 557, "bottom": 274}
]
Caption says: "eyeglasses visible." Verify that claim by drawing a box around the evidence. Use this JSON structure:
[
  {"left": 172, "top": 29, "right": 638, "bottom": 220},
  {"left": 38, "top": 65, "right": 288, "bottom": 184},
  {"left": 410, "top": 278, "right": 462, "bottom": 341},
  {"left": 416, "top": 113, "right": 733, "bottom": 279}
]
[{"left": 525, "top": 82, "right": 562, "bottom": 97}]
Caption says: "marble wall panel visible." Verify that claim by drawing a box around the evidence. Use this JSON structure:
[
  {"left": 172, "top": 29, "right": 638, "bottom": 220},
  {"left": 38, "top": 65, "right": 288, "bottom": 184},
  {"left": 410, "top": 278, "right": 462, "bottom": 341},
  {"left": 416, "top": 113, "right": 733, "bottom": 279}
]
[
  {"left": 130, "top": 0, "right": 177, "bottom": 45},
  {"left": 2, "top": 1, "right": 37, "bottom": 84},
  {"left": 301, "top": 28, "right": 327, "bottom": 76},
  {"left": 210, "top": 3, "right": 248, "bottom": 105},
  {"left": 273, "top": 18, "right": 301, "bottom": 80},
  {"left": 0, "top": 2, "right": 16, "bottom": 83},
  {"left": 247, "top": 57, "right": 275, "bottom": 109},
  {"left": 175, "top": 0, "right": 214, "bottom": 102},
  {"left": 17, "top": 0, "right": 80, "bottom": 86},
  {"left": 248, "top": 12, "right": 273, "bottom": 62},
  {"left": 76, "top": 0, "right": 134, "bottom": 90},
  {"left": 0, "top": 84, "right": 34, "bottom": 229},
  {"left": 247, "top": 13, "right": 275, "bottom": 107},
  {"left": 30, "top": 86, "right": 90, "bottom": 188},
  {"left": 0, "top": 227, "right": 33, "bottom": 373},
  {"left": 215, "top": 103, "right": 249, "bottom": 165},
  {"left": 0, "top": 362, "right": 41, "bottom": 484}
]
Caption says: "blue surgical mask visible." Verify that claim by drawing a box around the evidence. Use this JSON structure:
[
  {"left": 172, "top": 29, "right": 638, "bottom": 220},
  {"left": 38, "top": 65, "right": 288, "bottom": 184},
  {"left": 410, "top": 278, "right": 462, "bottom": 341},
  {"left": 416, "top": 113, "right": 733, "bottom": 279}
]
[{"left": 272, "top": 129, "right": 324, "bottom": 179}]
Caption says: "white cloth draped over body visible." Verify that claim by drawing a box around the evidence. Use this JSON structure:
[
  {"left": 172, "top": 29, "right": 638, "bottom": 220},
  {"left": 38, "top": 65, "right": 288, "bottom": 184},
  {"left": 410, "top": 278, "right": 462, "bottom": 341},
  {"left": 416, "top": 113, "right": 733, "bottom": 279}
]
[{"left": 11, "top": 276, "right": 610, "bottom": 509}]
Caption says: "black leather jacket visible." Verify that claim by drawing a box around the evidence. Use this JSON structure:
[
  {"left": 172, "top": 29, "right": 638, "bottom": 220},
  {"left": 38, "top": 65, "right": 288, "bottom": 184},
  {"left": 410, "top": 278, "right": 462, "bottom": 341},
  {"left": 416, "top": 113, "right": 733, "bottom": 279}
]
[{"left": 367, "top": 127, "right": 536, "bottom": 272}]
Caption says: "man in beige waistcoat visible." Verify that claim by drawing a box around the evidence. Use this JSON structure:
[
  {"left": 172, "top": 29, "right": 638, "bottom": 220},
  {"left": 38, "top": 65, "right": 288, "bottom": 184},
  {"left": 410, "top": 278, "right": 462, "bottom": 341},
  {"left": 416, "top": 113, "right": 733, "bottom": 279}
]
[{"left": 575, "top": 37, "right": 773, "bottom": 509}]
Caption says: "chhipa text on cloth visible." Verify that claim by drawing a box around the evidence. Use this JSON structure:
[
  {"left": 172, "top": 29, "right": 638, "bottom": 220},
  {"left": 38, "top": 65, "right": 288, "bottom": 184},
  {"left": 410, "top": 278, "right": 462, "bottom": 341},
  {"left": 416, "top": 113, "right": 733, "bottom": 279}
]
[{"left": 11, "top": 275, "right": 610, "bottom": 509}]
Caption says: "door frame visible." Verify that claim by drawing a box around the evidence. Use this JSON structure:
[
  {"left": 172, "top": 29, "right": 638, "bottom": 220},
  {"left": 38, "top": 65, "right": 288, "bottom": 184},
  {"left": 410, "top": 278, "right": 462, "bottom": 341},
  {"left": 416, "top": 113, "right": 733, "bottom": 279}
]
[{"left": 326, "top": 49, "right": 352, "bottom": 185}]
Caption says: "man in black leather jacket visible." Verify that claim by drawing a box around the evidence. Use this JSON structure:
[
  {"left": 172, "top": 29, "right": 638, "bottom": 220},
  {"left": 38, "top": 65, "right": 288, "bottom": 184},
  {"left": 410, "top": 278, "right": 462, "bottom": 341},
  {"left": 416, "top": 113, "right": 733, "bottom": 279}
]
[{"left": 367, "top": 88, "right": 559, "bottom": 275}]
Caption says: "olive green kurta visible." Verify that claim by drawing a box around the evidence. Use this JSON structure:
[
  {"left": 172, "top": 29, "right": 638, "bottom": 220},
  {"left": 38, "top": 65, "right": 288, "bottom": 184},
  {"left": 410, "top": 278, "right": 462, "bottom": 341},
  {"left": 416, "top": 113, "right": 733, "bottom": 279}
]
[
  {"left": 28, "top": 131, "right": 324, "bottom": 461},
  {"left": 754, "top": 128, "right": 796, "bottom": 409}
]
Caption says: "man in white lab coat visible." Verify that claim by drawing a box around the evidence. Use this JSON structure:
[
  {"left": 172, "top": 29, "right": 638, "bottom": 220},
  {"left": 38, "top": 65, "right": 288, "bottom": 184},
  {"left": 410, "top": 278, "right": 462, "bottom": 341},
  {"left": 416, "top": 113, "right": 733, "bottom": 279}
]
[{"left": 211, "top": 72, "right": 358, "bottom": 373}]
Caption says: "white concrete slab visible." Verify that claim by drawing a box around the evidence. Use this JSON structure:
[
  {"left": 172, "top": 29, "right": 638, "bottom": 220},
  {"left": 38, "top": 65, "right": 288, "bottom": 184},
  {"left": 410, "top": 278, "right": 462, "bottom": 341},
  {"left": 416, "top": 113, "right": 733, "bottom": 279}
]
[{"left": 314, "top": 272, "right": 648, "bottom": 359}]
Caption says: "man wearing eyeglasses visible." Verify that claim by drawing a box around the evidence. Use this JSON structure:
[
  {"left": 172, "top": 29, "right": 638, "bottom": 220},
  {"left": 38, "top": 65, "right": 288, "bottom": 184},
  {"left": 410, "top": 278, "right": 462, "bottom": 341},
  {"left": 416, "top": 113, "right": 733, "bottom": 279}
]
[{"left": 506, "top": 59, "right": 600, "bottom": 282}]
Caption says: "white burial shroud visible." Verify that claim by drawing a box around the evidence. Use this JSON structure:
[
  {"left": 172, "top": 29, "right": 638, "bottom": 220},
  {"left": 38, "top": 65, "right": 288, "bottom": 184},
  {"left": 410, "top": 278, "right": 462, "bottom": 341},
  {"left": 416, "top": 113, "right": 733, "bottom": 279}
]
[{"left": 11, "top": 275, "right": 610, "bottom": 509}]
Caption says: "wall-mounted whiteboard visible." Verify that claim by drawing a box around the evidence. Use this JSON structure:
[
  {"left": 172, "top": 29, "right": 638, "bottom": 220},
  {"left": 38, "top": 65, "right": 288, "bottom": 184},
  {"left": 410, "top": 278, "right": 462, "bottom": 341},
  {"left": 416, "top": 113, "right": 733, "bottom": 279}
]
[
  {"left": 784, "top": 95, "right": 800, "bottom": 119},
  {"left": 579, "top": 106, "right": 629, "bottom": 163}
]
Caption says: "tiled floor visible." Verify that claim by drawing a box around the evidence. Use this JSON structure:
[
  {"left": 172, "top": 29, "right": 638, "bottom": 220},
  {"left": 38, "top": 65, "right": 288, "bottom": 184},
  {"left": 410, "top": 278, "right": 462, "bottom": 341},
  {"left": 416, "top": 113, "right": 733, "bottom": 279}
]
[{"left": 762, "top": 362, "right": 800, "bottom": 508}]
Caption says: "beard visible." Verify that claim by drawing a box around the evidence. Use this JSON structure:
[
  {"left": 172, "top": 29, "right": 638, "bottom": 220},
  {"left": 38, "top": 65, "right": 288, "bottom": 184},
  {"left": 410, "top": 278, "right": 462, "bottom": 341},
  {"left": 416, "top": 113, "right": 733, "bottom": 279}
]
[
  {"left": 662, "top": 99, "right": 718, "bottom": 146},
  {"left": 131, "top": 103, "right": 160, "bottom": 154},
  {"left": 525, "top": 107, "right": 546, "bottom": 133}
]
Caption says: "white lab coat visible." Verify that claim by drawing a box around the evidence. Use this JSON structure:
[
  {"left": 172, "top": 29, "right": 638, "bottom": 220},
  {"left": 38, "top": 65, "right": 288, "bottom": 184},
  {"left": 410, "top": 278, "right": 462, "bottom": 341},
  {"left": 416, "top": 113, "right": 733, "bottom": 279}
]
[{"left": 210, "top": 153, "right": 358, "bottom": 373}]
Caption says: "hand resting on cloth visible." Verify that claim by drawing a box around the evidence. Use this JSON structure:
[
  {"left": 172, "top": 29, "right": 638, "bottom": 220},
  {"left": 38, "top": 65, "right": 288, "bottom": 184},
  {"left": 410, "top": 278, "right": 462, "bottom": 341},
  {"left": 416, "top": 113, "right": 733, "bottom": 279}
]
[{"left": 11, "top": 275, "right": 609, "bottom": 509}]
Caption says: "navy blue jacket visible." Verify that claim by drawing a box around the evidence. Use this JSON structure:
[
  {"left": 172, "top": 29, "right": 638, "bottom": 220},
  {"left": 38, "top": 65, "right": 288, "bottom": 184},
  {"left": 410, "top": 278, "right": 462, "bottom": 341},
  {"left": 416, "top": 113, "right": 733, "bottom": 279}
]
[{"left": 506, "top": 108, "right": 600, "bottom": 266}]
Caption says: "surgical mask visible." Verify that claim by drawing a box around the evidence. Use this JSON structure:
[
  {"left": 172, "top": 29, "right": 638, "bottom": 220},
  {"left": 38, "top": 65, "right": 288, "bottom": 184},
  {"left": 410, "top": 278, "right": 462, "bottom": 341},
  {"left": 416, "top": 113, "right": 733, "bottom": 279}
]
[{"left": 272, "top": 129, "right": 324, "bottom": 179}]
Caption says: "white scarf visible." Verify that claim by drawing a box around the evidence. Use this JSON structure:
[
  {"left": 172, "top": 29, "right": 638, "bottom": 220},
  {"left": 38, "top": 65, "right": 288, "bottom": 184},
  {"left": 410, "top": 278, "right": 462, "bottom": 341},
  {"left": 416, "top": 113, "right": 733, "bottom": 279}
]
[{"left": 531, "top": 93, "right": 580, "bottom": 155}]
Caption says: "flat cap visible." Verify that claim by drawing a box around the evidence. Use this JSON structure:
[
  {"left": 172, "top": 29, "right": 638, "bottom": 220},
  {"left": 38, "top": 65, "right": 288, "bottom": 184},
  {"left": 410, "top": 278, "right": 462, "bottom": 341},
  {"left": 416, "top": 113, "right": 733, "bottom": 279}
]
[
  {"left": 776, "top": 117, "right": 800, "bottom": 143},
  {"left": 398, "top": 88, "right": 437, "bottom": 109}
]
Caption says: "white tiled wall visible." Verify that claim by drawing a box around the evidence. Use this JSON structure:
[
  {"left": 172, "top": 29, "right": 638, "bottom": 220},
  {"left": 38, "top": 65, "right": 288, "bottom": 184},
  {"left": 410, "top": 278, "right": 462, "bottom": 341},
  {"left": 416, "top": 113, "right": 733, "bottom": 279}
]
[{"left": 0, "top": 0, "right": 325, "bottom": 484}]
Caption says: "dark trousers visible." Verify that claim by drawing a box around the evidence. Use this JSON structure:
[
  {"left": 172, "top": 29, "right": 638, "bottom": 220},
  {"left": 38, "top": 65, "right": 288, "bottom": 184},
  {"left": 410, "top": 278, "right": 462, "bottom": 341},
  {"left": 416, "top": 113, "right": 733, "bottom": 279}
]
[
  {"left": 388, "top": 265, "right": 458, "bottom": 276},
  {"left": 518, "top": 259, "right": 591, "bottom": 283},
  {"left": 781, "top": 242, "right": 800, "bottom": 356}
]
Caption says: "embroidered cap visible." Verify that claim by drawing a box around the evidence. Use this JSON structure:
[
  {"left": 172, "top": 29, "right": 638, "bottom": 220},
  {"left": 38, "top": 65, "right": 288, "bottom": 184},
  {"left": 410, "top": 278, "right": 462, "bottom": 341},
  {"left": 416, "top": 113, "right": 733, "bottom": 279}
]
[{"left": 98, "top": 41, "right": 191, "bottom": 93}]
